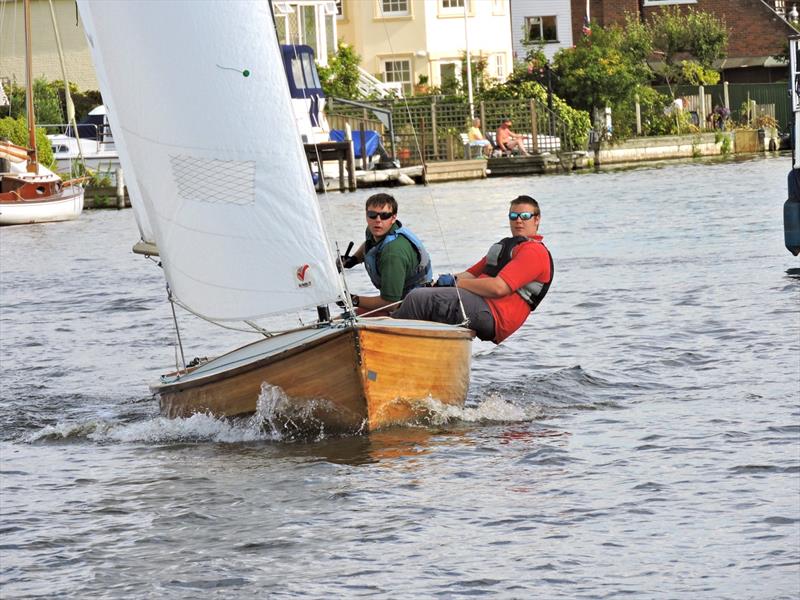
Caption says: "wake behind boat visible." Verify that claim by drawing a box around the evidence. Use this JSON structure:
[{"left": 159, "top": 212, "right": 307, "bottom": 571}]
[{"left": 79, "top": 0, "right": 473, "bottom": 434}]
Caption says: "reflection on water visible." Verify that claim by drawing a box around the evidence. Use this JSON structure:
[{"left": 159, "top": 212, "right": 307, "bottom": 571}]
[{"left": 1, "top": 155, "right": 798, "bottom": 599}]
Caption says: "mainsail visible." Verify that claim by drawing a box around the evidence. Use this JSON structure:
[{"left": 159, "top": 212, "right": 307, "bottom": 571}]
[{"left": 78, "top": 0, "right": 344, "bottom": 321}]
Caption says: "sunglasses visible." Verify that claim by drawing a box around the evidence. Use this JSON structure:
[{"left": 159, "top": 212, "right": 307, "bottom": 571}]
[
  {"left": 509, "top": 211, "right": 539, "bottom": 221},
  {"left": 367, "top": 210, "right": 395, "bottom": 220}
]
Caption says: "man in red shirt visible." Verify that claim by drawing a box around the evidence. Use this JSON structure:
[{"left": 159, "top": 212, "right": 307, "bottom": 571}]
[{"left": 393, "top": 195, "right": 553, "bottom": 343}]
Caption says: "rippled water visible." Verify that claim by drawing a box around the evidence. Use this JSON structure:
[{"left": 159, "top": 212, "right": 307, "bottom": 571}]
[{"left": 1, "top": 156, "right": 798, "bottom": 598}]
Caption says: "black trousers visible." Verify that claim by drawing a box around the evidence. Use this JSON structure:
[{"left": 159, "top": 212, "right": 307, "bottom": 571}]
[{"left": 393, "top": 287, "right": 495, "bottom": 341}]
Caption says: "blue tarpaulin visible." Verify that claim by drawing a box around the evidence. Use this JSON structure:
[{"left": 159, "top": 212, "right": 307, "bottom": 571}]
[{"left": 330, "top": 130, "right": 380, "bottom": 158}]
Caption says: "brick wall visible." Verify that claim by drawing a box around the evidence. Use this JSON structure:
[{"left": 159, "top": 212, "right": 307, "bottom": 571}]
[
  {"left": 579, "top": 0, "right": 794, "bottom": 59},
  {"left": 1, "top": 0, "right": 98, "bottom": 91}
]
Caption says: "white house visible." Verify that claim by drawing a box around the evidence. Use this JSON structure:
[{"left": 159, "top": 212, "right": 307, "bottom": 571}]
[{"left": 509, "top": 0, "right": 574, "bottom": 63}]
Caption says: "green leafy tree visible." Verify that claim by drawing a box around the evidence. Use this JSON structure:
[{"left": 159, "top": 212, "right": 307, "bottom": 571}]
[
  {"left": 6, "top": 78, "right": 64, "bottom": 125},
  {"left": 648, "top": 7, "right": 727, "bottom": 91},
  {"left": 317, "top": 41, "right": 363, "bottom": 99},
  {"left": 551, "top": 18, "right": 652, "bottom": 117},
  {"left": 0, "top": 116, "right": 56, "bottom": 168}
]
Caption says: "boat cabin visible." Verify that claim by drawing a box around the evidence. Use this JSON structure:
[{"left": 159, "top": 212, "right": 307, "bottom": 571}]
[{"left": 281, "top": 44, "right": 330, "bottom": 144}]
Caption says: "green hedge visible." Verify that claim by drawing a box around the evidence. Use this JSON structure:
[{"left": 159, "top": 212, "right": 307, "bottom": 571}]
[{"left": 0, "top": 117, "right": 56, "bottom": 169}]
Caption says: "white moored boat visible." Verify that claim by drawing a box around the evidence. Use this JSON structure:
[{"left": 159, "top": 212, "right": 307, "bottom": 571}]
[{"left": 0, "top": 0, "right": 83, "bottom": 227}]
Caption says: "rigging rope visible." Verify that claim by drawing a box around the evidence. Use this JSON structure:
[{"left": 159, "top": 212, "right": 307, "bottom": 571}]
[{"left": 377, "top": 8, "right": 470, "bottom": 327}]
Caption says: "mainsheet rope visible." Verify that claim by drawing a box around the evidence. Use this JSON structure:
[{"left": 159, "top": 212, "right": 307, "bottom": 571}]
[{"left": 376, "top": 7, "right": 470, "bottom": 327}]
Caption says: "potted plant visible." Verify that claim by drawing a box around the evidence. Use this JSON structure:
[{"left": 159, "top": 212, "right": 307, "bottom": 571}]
[{"left": 414, "top": 75, "right": 430, "bottom": 95}]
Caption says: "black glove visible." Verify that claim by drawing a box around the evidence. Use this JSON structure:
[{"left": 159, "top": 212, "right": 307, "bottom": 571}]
[
  {"left": 335, "top": 294, "right": 360, "bottom": 309},
  {"left": 434, "top": 274, "right": 456, "bottom": 287},
  {"left": 341, "top": 255, "right": 359, "bottom": 269}
]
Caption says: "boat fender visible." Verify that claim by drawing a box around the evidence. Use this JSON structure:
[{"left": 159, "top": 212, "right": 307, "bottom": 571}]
[
  {"left": 785, "top": 169, "right": 800, "bottom": 256},
  {"left": 484, "top": 236, "right": 554, "bottom": 310}
]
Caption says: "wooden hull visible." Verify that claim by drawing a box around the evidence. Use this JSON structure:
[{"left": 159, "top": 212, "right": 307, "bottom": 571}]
[
  {"left": 0, "top": 177, "right": 84, "bottom": 226},
  {"left": 156, "top": 319, "right": 474, "bottom": 434}
]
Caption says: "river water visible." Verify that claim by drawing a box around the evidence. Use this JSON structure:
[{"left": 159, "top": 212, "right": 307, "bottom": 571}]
[{"left": 1, "top": 156, "right": 798, "bottom": 598}]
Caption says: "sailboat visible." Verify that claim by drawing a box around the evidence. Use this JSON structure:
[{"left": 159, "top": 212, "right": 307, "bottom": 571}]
[
  {"left": 78, "top": 0, "right": 473, "bottom": 434},
  {"left": 0, "top": 0, "right": 84, "bottom": 226}
]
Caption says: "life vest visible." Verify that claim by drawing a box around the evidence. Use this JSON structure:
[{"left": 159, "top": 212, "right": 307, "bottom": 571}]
[
  {"left": 484, "top": 236, "right": 553, "bottom": 310},
  {"left": 364, "top": 224, "right": 432, "bottom": 296}
]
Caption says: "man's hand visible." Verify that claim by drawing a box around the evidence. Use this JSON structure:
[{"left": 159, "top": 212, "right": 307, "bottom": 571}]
[
  {"left": 434, "top": 274, "right": 457, "bottom": 287},
  {"left": 335, "top": 294, "right": 360, "bottom": 309},
  {"left": 339, "top": 254, "right": 359, "bottom": 270}
]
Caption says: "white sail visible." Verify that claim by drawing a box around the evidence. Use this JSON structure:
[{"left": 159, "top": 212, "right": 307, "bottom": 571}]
[{"left": 77, "top": 0, "right": 343, "bottom": 321}]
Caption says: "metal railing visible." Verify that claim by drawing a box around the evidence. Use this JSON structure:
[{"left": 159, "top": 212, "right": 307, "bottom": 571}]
[{"left": 327, "top": 97, "right": 575, "bottom": 166}]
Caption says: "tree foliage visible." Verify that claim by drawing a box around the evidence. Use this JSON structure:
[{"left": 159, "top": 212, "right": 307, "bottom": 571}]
[
  {"left": 317, "top": 41, "right": 363, "bottom": 100},
  {"left": 551, "top": 18, "right": 652, "bottom": 115},
  {"left": 648, "top": 7, "right": 728, "bottom": 89},
  {"left": 0, "top": 116, "right": 56, "bottom": 168},
  {"left": 4, "top": 78, "right": 103, "bottom": 124}
]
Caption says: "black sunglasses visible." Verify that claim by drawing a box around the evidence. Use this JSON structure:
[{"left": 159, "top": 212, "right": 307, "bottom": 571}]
[
  {"left": 509, "top": 211, "right": 539, "bottom": 221},
  {"left": 367, "top": 210, "right": 395, "bottom": 220}
]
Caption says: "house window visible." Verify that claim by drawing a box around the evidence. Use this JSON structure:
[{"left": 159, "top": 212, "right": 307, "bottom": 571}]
[
  {"left": 525, "top": 16, "right": 558, "bottom": 43},
  {"left": 439, "top": 63, "right": 459, "bottom": 94},
  {"left": 335, "top": 0, "right": 344, "bottom": 18},
  {"left": 643, "top": 0, "right": 697, "bottom": 5},
  {"left": 441, "top": 0, "right": 465, "bottom": 9},
  {"left": 383, "top": 59, "right": 412, "bottom": 96},
  {"left": 493, "top": 54, "right": 505, "bottom": 80},
  {"left": 380, "top": 0, "right": 409, "bottom": 16}
]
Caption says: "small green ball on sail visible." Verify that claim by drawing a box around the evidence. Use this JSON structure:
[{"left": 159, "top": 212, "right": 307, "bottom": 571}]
[{"left": 216, "top": 64, "right": 251, "bottom": 77}]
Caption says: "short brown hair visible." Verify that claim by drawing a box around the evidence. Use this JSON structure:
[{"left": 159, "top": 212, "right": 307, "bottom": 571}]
[
  {"left": 510, "top": 195, "right": 540, "bottom": 215},
  {"left": 365, "top": 193, "right": 398, "bottom": 214}
]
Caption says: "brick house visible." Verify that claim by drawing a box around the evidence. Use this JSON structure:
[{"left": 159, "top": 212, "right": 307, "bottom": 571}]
[{"left": 568, "top": 0, "right": 796, "bottom": 83}]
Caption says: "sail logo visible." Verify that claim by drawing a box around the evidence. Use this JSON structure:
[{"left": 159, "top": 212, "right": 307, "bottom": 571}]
[{"left": 296, "top": 264, "right": 312, "bottom": 288}]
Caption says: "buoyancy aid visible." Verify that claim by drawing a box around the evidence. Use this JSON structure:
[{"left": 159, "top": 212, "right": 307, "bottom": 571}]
[
  {"left": 364, "top": 224, "right": 433, "bottom": 296},
  {"left": 484, "top": 236, "right": 553, "bottom": 310}
]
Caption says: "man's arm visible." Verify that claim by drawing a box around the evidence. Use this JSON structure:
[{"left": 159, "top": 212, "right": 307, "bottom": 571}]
[
  {"left": 456, "top": 274, "right": 512, "bottom": 298},
  {"left": 357, "top": 294, "right": 398, "bottom": 311}
]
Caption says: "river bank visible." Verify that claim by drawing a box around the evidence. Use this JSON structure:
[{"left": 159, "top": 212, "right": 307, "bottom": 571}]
[{"left": 81, "top": 146, "right": 788, "bottom": 208}]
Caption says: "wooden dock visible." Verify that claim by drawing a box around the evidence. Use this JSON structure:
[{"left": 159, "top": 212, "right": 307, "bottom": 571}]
[
  {"left": 487, "top": 154, "right": 561, "bottom": 177},
  {"left": 304, "top": 141, "right": 356, "bottom": 192},
  {"left": 424, "top": 159, "right": 487, "bottom": 183}
]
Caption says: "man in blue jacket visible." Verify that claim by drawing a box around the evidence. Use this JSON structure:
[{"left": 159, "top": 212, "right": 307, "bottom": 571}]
[{"left": 340, "top": 193, "right": 432, "bottom": 313}]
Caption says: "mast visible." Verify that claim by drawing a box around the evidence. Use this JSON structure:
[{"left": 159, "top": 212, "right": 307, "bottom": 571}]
[
  {"left": 23, "top": 0, "right": 38, "bottom": 172},
  {"left": 463, "top": 2, "right": 474, "bottom": 120}
]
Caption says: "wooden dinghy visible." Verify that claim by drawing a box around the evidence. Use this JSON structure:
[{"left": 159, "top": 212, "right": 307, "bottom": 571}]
[
  {"left": 80, "top": 1, "right": 474, "bottom": 435},
  {"left": 158, "top": 318, "right": 474, "bottom": 434}
]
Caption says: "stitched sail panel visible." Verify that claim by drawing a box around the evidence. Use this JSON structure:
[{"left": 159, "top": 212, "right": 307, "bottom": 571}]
[
  {"left": 78, "top": 0, "right": 344, "bottom": 321},
  {"left": 170, "top": 156, "right": 256, "bottom": 205}
]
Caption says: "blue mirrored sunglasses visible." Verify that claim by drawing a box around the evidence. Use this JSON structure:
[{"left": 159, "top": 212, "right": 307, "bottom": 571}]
[{"left": 509, "top": 211, "right": 539, "bottom": 221}]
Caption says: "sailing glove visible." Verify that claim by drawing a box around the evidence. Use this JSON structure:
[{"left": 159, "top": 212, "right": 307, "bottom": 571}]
[
  {"left": 434, "top": 274, "right": 457, "bottom": 287},
  {"left": 335, "top": 294, "right": 360, "bottom": 309},
  {"left": 340, "top": 254, "right": 360, "bottom": 269}
]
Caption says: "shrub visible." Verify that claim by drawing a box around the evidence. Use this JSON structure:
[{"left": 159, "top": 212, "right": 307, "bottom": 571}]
[{"left": 0, "top": 116, "right": 55, "bottom": 169}]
